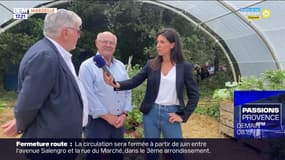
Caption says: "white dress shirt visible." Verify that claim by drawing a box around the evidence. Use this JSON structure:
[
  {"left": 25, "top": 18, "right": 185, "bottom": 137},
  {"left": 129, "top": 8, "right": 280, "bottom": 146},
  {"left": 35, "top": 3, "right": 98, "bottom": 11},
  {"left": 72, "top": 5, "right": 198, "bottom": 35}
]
[{"left": 46, "top": 36, "right": 89, "bottom": 127}]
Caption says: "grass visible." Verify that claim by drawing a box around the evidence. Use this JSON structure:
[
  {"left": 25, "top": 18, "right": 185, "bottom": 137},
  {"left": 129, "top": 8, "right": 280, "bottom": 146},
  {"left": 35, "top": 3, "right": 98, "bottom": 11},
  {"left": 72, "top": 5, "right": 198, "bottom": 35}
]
[
  {"left": 0, "top": 72, "right": 17, "bottom": 110},
  {"left": 194, "top": 101, "right": 220, "bottom": 120},
  {"left": 0, "top": 89, "right": 17, "bottom": 112},
  {"left": 194, "top": 84, "right": 220, "bottom": 120}
]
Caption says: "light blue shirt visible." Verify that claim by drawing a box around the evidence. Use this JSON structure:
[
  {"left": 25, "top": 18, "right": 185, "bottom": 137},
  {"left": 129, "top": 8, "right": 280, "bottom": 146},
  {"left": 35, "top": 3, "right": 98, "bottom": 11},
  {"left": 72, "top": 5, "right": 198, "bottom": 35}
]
[{"left": 79, "top": 53, "right": 132, "bottom": 119}]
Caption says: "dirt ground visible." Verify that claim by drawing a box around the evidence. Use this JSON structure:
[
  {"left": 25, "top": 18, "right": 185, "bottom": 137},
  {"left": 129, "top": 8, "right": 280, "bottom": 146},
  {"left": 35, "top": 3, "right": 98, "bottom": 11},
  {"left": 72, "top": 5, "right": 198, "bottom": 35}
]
[
  {"left": 0, "top": 108, "right": 224, "bottom": 138},
  {"left": 0, "top": 107, "right": 19, "bottom": 138},
  {"left": 182, "top": 114, "right": 225, "bottom": 138}
]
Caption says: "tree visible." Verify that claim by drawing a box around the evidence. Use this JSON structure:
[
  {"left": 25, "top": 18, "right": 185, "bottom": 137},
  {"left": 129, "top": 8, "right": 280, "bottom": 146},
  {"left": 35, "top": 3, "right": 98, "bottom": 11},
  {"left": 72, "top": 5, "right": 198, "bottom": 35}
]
[
  {"left": 0, "top": 0, "right": 234, "bottom": 89},
  {"left": 0, "top": 18, "right": 43, "bottom": 71}
]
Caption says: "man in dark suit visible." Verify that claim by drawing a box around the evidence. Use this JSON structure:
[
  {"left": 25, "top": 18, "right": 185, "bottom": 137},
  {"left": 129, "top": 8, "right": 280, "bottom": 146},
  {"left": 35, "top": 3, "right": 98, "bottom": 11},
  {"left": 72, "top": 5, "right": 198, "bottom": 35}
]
[{"left": 1, "top": 9, "right": 88, "bottom": 138}]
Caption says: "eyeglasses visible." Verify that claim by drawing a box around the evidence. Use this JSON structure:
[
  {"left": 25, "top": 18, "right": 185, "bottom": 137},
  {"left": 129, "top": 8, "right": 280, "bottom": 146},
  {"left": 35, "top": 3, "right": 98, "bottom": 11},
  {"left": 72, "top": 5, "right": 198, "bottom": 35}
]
[
  {"left": 98, "top": 39, "right": 116, "bottom": 46},
  {"left": 67, "top": 27, "right": 81, "bottom": 35}
]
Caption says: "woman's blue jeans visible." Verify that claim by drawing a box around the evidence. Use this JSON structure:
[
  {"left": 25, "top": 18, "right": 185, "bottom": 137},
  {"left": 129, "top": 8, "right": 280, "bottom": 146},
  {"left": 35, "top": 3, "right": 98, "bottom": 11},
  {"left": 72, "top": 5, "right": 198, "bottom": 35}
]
[
  {"left": 143, "top": 103, "right": 184, "bottom": 160},
  {"left": 143, "top": 103, "right": 182, "bottom": 138}
]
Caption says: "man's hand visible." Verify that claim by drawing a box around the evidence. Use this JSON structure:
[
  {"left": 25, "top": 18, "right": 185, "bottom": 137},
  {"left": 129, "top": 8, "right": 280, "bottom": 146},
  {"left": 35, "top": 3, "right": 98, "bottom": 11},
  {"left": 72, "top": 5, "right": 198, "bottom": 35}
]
[
  {"left": 101, "top": 114, "right": 119, "bottom": 127},
  {"left": 1, "top": 119, "right": 17, "bottom": 137},
  {"left": 114, "top": 114, "right": 127, "bottom": 128}
]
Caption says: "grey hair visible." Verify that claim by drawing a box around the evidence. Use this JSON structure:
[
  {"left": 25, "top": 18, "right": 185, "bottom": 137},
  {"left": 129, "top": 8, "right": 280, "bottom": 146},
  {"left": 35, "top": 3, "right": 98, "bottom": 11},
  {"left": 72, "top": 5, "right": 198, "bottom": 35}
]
[
  {"left": 96, "top": 31, "right": 117, "bottom": 44},
  {"left": 43, "top": 9, "right": 82, "bottom": 38}
]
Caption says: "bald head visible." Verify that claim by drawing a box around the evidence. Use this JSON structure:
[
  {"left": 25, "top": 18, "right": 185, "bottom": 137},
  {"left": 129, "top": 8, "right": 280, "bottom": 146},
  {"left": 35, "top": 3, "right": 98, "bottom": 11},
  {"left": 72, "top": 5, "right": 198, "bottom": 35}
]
[
  {"left": 95, "top": 31, "right": 117, "bottom": 62},
  {"left": 96, "top": 31, "right": 117, "bottom": 44}
]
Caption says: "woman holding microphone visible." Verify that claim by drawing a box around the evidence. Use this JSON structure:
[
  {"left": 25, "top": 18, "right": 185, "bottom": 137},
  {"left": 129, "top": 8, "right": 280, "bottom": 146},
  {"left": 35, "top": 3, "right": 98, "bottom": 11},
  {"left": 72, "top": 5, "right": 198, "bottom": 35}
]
[{"left": 104, "top": 27, "right": 199, "bottom": 139}]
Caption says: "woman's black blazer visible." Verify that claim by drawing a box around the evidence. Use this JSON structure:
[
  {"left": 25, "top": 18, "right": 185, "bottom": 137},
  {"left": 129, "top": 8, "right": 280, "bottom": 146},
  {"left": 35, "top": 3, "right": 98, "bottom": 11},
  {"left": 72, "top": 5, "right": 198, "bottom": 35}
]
[{"left": 117, "top": 60, "right": 199, "bottom": 122}]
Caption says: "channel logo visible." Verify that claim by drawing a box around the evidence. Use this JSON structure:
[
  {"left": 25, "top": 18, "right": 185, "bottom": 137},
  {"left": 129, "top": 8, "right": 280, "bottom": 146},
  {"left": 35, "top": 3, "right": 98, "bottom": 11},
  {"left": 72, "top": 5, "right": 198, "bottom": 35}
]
[
  {"left": 13, "top": 8, "right": 57, "bottom": 20},
  {"left": 239, "top": 7, "right": 270, "bottom": 21},
  {"left": 261, "top": 9, "right": 271, "bottom": 19}
]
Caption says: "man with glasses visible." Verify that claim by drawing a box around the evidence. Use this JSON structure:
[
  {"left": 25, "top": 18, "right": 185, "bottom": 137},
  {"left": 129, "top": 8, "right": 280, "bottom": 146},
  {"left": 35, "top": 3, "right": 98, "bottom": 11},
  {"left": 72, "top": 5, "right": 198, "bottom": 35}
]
[
  {"left": 2, "top": 9, "right": 88, "bottom": 139},
  {"left": 79, "top": 31, "right": 132, "bottom": 159}
]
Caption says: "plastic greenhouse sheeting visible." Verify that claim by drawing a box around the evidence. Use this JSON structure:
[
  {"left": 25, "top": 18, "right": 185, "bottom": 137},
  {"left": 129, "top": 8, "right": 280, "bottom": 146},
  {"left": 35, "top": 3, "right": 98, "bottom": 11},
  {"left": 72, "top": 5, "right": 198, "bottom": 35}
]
[
  {"left": 1, "top": 0, "right": 285, "bottom": 78},
  {"left": 157, "top": 0, "right": 285, "bottom": 78}
]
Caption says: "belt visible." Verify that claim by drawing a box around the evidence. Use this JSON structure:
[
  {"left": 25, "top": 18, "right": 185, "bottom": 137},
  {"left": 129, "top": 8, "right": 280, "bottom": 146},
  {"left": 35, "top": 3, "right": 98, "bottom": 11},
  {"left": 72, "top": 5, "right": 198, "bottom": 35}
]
[{"left": 153, "top": 103, "right": 179, "bottom": 107}]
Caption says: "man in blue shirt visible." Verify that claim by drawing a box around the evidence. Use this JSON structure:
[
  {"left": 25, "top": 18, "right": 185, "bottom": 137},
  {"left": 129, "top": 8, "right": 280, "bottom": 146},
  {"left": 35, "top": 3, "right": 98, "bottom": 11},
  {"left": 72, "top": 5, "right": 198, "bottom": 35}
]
[{"left": 79, "top": 31, "right": 132, "bottom": 140}]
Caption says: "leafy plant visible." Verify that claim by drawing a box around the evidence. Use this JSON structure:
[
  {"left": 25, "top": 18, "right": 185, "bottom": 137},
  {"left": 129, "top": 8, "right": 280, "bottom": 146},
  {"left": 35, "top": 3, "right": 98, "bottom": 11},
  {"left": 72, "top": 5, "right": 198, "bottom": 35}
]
[
  {"left": 238, "top": 76, "right": 263, "bottom": 90},
  {"left": 261, "top": 70, "right": 285, "bottom": 90},
  {"left": 212, "top": 81, "right": 237, "bottom": 101},
  {"left": 124, "top": 64, "right": 144, "bottom": 138},
  {"left": 212, "top": 69, "right": 285, "bottom": 101},
  {"left": 125, "top": 107, "right": 142, "bottom": 131},
  {"left": 127, "top": 64, "right": 146, "bottom": 109},
  {"left": 194, "top": 101, "right": 220, "bottom": 119}
]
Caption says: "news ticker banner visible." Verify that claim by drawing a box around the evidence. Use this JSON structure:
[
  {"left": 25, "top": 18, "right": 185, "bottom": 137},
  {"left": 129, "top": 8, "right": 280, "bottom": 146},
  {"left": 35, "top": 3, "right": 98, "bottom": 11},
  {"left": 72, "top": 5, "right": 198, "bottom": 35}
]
[
  {"left": 234, "top": 90, "right": 285, "bottom": 138},
  {"left": 0, "top": 138, "right": 284, "bottom": 160}
]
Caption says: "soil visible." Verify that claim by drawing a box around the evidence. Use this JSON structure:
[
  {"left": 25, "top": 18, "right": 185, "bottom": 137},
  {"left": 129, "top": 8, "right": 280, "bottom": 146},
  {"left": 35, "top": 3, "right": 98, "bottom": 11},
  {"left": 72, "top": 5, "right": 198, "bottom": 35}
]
[
  {"left": 0, "top": 108, "right": 224, "bottom": 138},
  {"left": 0, "top": 107, "right": 20, "bottom": 138},
  {"left": 182, "top": 114, "right": 225, "bottom": 138}
]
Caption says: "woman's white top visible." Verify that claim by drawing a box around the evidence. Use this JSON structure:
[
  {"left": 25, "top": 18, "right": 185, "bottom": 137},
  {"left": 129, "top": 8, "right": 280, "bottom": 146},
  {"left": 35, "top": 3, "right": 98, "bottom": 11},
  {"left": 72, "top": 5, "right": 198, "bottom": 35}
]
[{"left": 155, "top": 65, "right": 179, "bottom": 105}]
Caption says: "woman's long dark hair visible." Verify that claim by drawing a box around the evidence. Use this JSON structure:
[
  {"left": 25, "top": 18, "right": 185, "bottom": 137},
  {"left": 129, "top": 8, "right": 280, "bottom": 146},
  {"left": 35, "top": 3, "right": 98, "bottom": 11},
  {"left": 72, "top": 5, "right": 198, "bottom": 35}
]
[{"left": 150, "top": 28, "right": 185, "bottom": 70}]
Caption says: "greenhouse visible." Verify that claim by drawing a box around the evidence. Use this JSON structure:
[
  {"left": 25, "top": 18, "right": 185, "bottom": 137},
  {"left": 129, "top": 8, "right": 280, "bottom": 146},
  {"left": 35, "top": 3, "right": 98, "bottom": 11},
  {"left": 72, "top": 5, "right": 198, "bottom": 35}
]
[
  {"left": 1, "top": 0, "right": 285, "bottom": 81},
  {"left": 1, "top": 2, "right": 285, "bottom": 159},
  {"left": 148, "top": 0, "right": 285, "bottom": 81}
]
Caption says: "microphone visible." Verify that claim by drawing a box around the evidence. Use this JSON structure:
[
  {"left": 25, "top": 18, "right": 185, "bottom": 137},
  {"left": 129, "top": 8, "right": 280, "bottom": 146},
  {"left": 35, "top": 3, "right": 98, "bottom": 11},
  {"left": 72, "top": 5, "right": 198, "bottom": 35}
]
[{"left": 93, "top": 55, "right": 116, "bottom": 84}]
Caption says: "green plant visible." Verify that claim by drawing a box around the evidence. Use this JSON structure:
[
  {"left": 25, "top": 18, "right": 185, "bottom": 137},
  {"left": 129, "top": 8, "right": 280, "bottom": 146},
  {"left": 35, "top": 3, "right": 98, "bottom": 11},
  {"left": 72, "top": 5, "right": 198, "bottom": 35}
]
[
  {"left": 238, "top": 76, "right": 263, "bottom": 90},
  {"left": 0, "top": 18, "right": 43, "bottom": 71},
  {"left": 127, "top": 64, "right": 146, "bottom": 109},
  {"left": 125, "top": 107, "right": 142, "bottom": 131},
  {"left": 261, "top": 69, "right": 285, "bottom": 89},
  {"left": 194, "top": 101, "right": 220, "bottom": 119},
  {"left": 212, "top": 81, "right": 237, "bottom": 101},
  {"left": 212, "top": 69, "right": 285, "bottom": 102},
  {"left": 124, "top": 106, "right": 144, "bottom": 138},
  {"left": 124, "top": 64, "right": 144, "bottom": 138}
]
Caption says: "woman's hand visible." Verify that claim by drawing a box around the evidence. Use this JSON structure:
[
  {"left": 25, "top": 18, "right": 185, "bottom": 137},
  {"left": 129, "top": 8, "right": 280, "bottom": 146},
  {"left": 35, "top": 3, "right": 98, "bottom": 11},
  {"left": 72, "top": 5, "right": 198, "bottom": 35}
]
[
  {"left": 168, "top": 113, "right": 183, "bottom": 123},
  {"left": 102, "top": 71, "right": 120, "bottom": 88}
]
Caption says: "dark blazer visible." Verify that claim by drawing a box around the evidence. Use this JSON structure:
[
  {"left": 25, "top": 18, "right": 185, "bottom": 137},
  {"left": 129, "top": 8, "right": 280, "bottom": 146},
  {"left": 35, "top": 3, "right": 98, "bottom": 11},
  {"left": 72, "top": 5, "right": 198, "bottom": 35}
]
[
  {"left": 118, "top": 60, "right": 199, "bottom": 122},
  {"left": 14, "top": 37, "right": 83, "bottom": 138}
]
